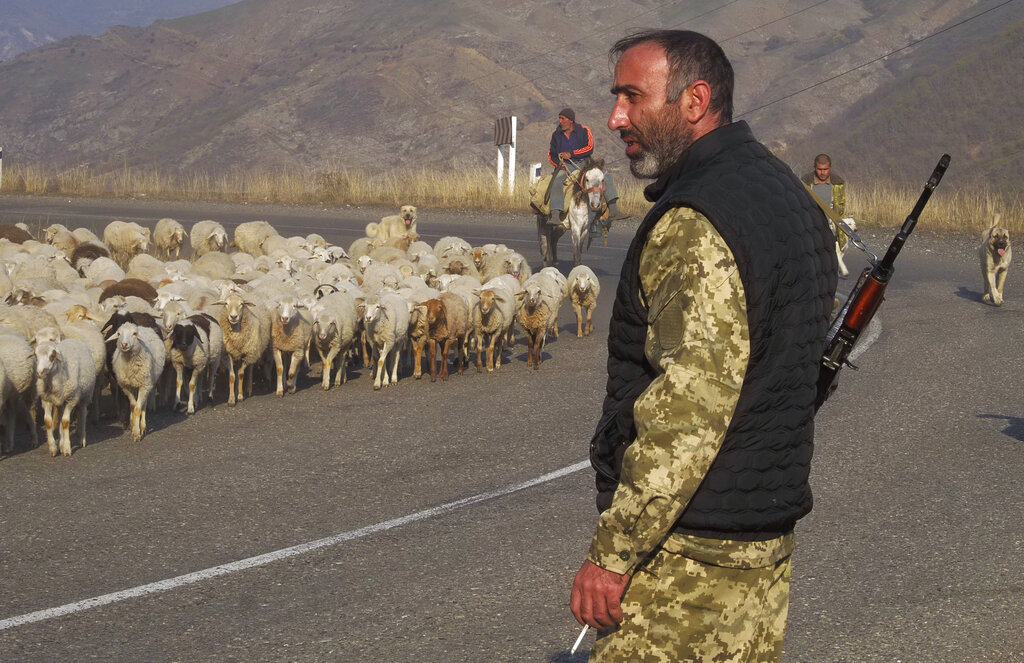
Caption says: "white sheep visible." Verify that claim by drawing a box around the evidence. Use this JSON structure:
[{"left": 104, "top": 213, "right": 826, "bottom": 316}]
[
  {"left": 35, "top": 320, "right": 107, "bottom": 423},
  {"left": 126, "top": 253, "right": 168, "bottom": 286},
  {"left": 111, "top": 322, "right": 166, "bottom": 442},
  {"left": 154, "top": 218, "right": 189, "bottom": 260},
  {"left": 567, "top": 265, "right": 601, "bottom": 337},
  {"left": 189, "top": 220, "right": 229, "bottom": 259},
  {"left": 433, "top": 236, "right": 472, "bottom": 260},
  {"left": 311, "top": 290, "right": 360, "bottom": 390},
  {"left": 103, "top": 220, "right": 150, "bottom": 269},
  {"left": 0, "top": 331, "right": 37, "bottom": 453},
  {"left": 233, "top": 221, "right": 279, "bottom": 257},
  {"left": 270, "top": 295, "right": 312, "bottom": 396},
  {"left": 515, "top": 277, "right": 560, "bottom": 369},
  {"left": 217, "top": 293, "right": 272, "bottom": 405},
  {"left": 82, "top": 256, "right": 126, "bottom": 286},
  {"left": 472, "top": 284, "right": 516, "bottom": 373},
  {"left": 34, "top": 338, "right": 97, "bottom": 456},
  {"left": 363, "top": 291, "right": 410, "bottom": 390},
  {"left": 0, "top": 304, "right": 61, "bottom": 340}
]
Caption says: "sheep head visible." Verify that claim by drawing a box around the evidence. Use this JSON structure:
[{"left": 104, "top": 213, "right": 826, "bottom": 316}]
[
  {"left": 34, "top": 340, "right": 62, "bottom": 379},
  {"left": 116, "top": 323, "right": 142, "bottom": 354},
  {"left": 478, "top": 289, "right": 496, "bottom": 315}
]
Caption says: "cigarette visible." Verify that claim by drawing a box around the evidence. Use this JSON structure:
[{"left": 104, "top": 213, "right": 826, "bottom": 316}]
[{"left": 570, "top": 625, "right": 589, "bottom": 655}]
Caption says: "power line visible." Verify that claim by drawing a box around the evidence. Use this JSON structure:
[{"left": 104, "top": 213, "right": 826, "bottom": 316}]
[
  {"left": 595, "top": 0, "right": 1018, "bottom": 171},
  {"left": 736, "top": 0, "right": 1019, "bottom": 118}
]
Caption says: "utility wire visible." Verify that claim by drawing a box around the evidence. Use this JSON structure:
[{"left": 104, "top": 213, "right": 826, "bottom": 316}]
[
  {"left": 736, "top": 0, "right": 1019, "bottom": 118},
  {"left": 595, "top": 0, "right": 1019, "bottom": 171}
]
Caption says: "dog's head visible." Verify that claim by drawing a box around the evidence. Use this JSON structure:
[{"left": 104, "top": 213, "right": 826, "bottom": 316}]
[
  {"left": 400, "top": 205, "right": 418, "bottom": 227},
  {"left": 986, "top": 225, "right": 1011, "bottom": 257}
]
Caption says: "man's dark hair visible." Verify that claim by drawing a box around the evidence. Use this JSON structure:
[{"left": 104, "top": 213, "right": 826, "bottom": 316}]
[
  {"left": 610, "top": 29, "right": 734, "bottom": 123},
  {"left": 814, "top": 153, "right": 832, "bottom": 165}
]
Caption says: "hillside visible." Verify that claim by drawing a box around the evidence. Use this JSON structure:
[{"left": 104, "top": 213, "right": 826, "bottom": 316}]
[
  {"left": 0, "top": 0, "right": 1016, "bottom": 194},
  {"left": 0, "top": 0, "right": 240, "bottom": 60},
  {"left": 790, "top": 1, "right": 1024, "bottom": 194}
]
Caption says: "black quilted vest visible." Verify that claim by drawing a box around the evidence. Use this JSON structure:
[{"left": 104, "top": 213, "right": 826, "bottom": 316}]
[{"left": 590, "top": 121, "right": 837, "bottom": 540}]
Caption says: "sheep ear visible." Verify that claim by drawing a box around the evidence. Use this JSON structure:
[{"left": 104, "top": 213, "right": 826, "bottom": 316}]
[
  {"left": 242, "top": 301, "right": 256, "bottom": 307},
  {"left": 211, "top": 300, "right": 226, "bottom": 306}
]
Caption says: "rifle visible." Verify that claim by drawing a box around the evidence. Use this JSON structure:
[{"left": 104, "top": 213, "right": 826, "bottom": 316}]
[{"left": 815, "top": 154, "right": 951, "bottom": 410}]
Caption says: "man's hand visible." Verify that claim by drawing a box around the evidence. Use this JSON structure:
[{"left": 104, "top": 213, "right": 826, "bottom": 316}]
[
  {"left": 570, "top": 559, "right": 631, "bottom": 630},
  {"left": 559, "top": 151, "right": 572, "bottom": 160}
]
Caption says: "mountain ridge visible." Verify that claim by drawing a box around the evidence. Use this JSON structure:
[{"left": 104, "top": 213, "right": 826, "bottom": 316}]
[{"left": 0, "top": 0, "right": 1016, "bottom": 194}]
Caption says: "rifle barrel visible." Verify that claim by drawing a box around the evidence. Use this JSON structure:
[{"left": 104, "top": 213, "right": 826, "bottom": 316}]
[{"left": 876, "top": 154, "right": 951, "bottom": 276}]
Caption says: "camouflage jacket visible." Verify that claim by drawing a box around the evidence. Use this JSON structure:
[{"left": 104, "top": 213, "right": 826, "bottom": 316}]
[{"left": 588, "top": 207, "right": 750, "bottom": 575}]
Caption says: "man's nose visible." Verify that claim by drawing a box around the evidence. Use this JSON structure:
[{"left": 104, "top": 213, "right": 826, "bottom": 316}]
[{"left": 608, "top": 101, "right": 628, "bottom": 131}]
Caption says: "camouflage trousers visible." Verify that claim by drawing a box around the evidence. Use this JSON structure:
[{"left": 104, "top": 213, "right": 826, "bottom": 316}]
[{"left": 589, "top": 532, "right": 794, "bottom": 663}]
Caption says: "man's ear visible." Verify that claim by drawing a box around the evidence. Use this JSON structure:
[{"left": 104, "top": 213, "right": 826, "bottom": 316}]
[{"left": 681, "top": 79, "right": 712, "bottom": 123}]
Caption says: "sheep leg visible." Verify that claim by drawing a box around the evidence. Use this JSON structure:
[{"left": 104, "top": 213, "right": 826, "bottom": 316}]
[
  {"left": 475, "top": 332, "right": 484, "bottom": 373},
  {"left": 42, "top": 401, "right": 58, "bottom": 457},
  {"left": 428, "top": 339, "right": 439, "bottom": 382},
  {"left": 59, "top": 402, "right": 74, "bottom": 457},
  {"left": 286, "top": 351, "right": 299, "bottom": 393},
  {"left": 494, "top": 332, "right": 505, "bottom": 371},
  {"left": 586, "top": 305, "right": 594, "bottom": 335},
  {"left": 22, "top": 394, "right": 38, "bottom": 445},
  {"left": 227, "top": 355, "right": 237, "bottom": 406},
  {"left": 174, "top": 364, "right": 186, "bottom": 411},
  {"left": 274, "top": 348, "right": 285, "bottom": 397},
  {"left": 439, "top": 339, "right": 451, "bottom": 381},
  {"left": 337, "top": 350, "right": 347, "bottom": 385},
  {"left": 413, "top": 339, "right": 426, "bottom": 379},
  {"left": 374, "top": 341, "right": 390, "bottom": 390},
  {"left": 388, "top": 343, "right": 401, "bottom": 386},
  {"left": 187, "top": 370, "right": 198, "bottom": 414},
  {"left": 574, "top": 302, "right": 584, "bottom": 337},
  {"left": 238, "top": 363, "right": 249, "bottom": 402},
  {"left": 320, "top": 348, "right": 334, "bottom": 390},
  {"left": 361, "top": 331, "right": 371, "bottom": 367},
  {"left": 135, "top": 386, "right": 151, "bottom": 441}
]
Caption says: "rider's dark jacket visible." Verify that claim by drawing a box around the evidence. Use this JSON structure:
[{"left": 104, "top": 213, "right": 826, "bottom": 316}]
[{"left": 549, "top": 123, "right": 594, "bottom": 167}]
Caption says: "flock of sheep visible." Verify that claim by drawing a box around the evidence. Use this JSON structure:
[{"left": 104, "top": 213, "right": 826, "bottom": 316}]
[{"left": 0, "top": 212, "right": 602, "bottom": 457}]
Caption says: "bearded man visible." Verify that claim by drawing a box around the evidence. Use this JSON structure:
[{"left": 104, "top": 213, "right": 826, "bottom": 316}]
[{"left": 570, "top": 29, "right": 837, "bottom": 662}]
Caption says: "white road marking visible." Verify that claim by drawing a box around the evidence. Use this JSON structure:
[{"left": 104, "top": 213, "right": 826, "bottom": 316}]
[{"left": 0, "top": 461, "right": 590, "bottom": 632}]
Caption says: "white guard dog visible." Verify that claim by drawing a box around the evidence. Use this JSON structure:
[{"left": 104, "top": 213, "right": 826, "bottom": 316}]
[{"left": 365, "top": 205, "right": 418, "bottom": 242}]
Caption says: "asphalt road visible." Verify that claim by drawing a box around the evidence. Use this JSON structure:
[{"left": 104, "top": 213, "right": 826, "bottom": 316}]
[{"left": 0, "top": 196, "right": 1021, "bottom": 662}]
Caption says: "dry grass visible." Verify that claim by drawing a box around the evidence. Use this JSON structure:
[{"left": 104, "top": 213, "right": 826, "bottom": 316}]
[
  {"left": 848, "top": 183, "right": 1023, "bottom": 234},
  {"left": 2, "top": 162, "right": 1019, "bottom": 233}
]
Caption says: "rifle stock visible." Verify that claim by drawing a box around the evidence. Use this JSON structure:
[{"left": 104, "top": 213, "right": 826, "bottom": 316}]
[{"left": 815, "top": 154, "right": 951, "bottom": 410}]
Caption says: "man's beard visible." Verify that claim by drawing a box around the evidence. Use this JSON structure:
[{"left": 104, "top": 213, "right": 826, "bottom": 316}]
[{"left": 622, "top": 106, "right": 695, "bottom": 179}]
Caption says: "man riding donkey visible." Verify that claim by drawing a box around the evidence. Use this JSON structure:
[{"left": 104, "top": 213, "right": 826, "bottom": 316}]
[{"left": 531, "top": 108, "right": 629, "bottom": 265}]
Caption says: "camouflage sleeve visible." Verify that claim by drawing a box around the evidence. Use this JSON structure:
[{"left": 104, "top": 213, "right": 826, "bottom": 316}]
[
  {"left": 587, "top": 207, "right": 750, "bottom": 575},
  {"left": 833, "top": 182, "right": 846, "bottom": 217}
]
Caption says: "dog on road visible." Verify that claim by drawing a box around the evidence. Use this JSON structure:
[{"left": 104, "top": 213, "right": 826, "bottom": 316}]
[
  {"left": 365, "top": 205, "right": 418, "bottom": 242},
  {"left": 979, "top": 220, "right": 1011, "bottom": 306}
]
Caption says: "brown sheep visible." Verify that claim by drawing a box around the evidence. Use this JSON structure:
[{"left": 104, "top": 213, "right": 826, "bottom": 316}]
[
  {"left": 0, "top": 224, "right": 33, "bottom": 243},
  {"left": 424, "top": 292, "right": 470, "bottom": 381},
  {"left": 98, "top": 278, "right": 159, "bottom": 306}
]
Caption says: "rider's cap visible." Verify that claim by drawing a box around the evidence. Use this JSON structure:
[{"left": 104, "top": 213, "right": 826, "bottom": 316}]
[{"left": 558, "top": 108, "right": 575, "bottom": 122}]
